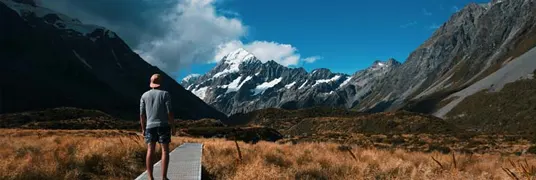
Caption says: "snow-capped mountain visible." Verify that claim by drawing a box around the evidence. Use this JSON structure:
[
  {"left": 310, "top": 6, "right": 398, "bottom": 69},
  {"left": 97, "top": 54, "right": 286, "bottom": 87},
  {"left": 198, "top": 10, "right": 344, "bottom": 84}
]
[{"left": 182, "top": 48, "right": 400, "bottom": 115}]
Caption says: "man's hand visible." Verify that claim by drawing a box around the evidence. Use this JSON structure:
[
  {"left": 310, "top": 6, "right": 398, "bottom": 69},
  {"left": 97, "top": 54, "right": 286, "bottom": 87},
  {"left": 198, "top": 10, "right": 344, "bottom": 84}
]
[{"left": 140, "top": 114, "right": 146, "bottom": 137}]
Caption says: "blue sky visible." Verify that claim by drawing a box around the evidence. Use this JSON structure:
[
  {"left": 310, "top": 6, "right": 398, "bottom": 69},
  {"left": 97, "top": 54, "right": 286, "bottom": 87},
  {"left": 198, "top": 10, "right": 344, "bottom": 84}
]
[{"left": 176, "top": 0, "right": 489, "bottom": 80}]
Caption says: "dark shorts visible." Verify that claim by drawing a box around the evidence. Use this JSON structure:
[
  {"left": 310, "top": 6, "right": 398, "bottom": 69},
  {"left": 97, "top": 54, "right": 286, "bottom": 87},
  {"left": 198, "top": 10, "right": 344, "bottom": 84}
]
[{"left": 144, "top": 126, "right": 171, "bottom": 144}]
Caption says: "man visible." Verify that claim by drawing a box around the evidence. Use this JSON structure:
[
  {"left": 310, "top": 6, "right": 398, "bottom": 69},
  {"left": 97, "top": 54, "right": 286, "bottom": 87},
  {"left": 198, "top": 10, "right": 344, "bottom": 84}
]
[{"left": 140, "top": 74, "right": 174, "bottom": 180}]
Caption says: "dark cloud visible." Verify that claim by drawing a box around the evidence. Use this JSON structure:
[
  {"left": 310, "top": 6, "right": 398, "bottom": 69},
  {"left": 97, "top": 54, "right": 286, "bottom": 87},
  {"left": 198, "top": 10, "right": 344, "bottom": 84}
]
[{"left": 39, "top": 0, "right": 172, "bottom": 46}]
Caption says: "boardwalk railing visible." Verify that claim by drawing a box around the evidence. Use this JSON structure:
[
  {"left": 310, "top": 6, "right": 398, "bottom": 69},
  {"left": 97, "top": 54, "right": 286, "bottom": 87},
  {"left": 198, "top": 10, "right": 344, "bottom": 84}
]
[{"left": 135, "top": 143, "right": 203, "bottom": 180}]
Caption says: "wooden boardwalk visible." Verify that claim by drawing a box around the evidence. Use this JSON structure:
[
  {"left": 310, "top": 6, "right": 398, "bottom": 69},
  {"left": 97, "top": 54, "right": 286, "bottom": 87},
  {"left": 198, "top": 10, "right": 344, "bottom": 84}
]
[{"left": 135, "top": 143, "right": 203, "bottom": 180}]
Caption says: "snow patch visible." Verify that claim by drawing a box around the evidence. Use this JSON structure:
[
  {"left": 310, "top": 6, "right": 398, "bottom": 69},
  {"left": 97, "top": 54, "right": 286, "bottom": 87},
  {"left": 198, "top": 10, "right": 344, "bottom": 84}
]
[
  {"left": 224, "top": 76, "right": 243, "bottom": 93},
  {"left": 323, "top": 91, "right": 335, "bottom": 95},
  {"left": 224, "top": 48, "right": 256, "bottom": 65},
  {"left": 298, "top": 80, "right": 309, "bottom": 89},
  {"left": 192, "top": 87, "right": 208, "bottom": 100},
  {"left": 339, "top": 77, "right": 352, "bottom": 88},
  {"left": 313, "top": 75, "right": 341, "bottom": 87},
  {"left": 285, "top": 82, "right": 296, "bottom": 89},
  {"left": 222, "top": 76, "right": 253, "bottom": 93},
  {"left": 183, "top": 74, "right": 201, "bottom": 82},
  {"left": 213, "top": 70, "right": 231, "bottom": 78},
  {"left": 72, "top": 50, "right": 92, "bottom": 69},
  {"left": 252, "top": 77, "right": 282, "bottom": 95},
  {"left": 106, "top": 30, "right": 116, "bottom": 38},
  {"left": 240, "top": 76, "right": 253, "bottom": 87},
  {"left": 214, "top": 48, "right": 256, "bottom": 78},
  {"left": 111, "top": 49, "right": 122, "bottom": 69}
]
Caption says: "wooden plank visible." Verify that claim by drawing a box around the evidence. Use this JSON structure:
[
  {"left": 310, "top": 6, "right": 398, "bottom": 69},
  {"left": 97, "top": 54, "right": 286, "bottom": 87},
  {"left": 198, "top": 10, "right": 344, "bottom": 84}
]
[{"left": 135, "top": 143, "right": 203, "bottom": 180}]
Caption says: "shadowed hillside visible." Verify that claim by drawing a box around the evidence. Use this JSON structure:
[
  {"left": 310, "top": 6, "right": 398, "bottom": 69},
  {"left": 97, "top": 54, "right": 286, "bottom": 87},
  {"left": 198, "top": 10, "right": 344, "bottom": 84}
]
[
  {"left": 0, "top": 0, "right": 227, "bottom": 121},
  {"left": 286, "top": 111, "right": 460, "bottom": 136},
  {"left": 227, "top": 107, "right": 365, "bottom": 127}
]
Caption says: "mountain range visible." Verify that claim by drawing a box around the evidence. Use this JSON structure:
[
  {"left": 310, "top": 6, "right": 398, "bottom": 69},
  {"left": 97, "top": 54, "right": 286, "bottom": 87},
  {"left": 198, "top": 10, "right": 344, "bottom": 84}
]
[
  {"left": 181, "top": 48, "right": 401, "bottom": 115},
  {"left": 0, "top": 0, "right": 226, "bottom": 120},
  {"left": 182, "top": 0, "right": 536, "bottom": 118},
  {"left": 2, "top": 0, "right": 536, "bottom": 126}
]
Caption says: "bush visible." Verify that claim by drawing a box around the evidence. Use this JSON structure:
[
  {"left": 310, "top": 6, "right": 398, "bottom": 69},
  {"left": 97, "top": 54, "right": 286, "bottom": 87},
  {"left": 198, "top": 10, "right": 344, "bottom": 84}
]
[
  {"left": 427, "top": 144, "right": 451, "bottom": 154},
  {"left": 528, "top": 146, "right": 536, "bottom": 154},
  {"left": 295, "top": 168, "right": 329, "bottom": 180},
  {"left": 264, "top": 153, "right": 292, "bottom": 168}
]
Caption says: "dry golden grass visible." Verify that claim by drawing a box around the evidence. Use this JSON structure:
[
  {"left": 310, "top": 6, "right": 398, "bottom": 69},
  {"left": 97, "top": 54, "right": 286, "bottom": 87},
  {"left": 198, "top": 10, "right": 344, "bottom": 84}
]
[
  {"left": 0, "top": 129, "right": 184, "bottom": 180},
  {"left": 203, "top": 140, "right": 536, "bottom": 180},
  {"left": 1, "top": 129, "right": 535, "bottom": 180}
]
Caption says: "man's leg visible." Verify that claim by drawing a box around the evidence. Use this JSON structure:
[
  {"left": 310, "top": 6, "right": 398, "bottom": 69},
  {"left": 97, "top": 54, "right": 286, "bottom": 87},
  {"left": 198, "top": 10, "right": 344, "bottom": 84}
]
[
  {"left": 158, "top": 126, "right": 172, "bottom": 180},
  {"left": 145, "top": 128, "right": 158, "bottom": 180},
  {"left": 146, "top": 142, "right": 156, "bottom": 180},
  {"left": 160, "top": 143, "right": 170, "bottom": 180}
]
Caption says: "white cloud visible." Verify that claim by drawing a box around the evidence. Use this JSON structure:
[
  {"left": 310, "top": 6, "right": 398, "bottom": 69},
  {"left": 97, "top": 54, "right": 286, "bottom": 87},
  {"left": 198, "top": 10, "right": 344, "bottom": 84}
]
[
  {"left": 400, "top": 21, "right": 417, "bottom": 28},
  {"left": 303, "top": 56, "right": 322, "bottom": 63},
  {"left": 422, "top": 8, "right": 432, "bottom": 16},
  {"left": 428, "top": 24, "right": 440, "bottom": 30},
  {"left": 452, "top": 6, "right": 460, "bottom": 12},
  {"left": 215, "top": 40, "right": 317, "bottom": 67},
  {"left": 136, "top": 0, "right": 247, "bottom": 73},
  {"left": 40, "top": 0, "right": 318, "bottom": 74},
  {"left": 246, "top": 41, "right": 301, "bottom": 66}
]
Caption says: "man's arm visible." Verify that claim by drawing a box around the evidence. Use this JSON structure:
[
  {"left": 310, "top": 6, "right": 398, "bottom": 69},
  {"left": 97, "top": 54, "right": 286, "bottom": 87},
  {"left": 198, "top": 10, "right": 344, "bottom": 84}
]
[
  {"left": 165, "top": 92, "right": 174, "bottom": 135},
  {"left": 140, "top": 114, "right": 147, "bottom": 134},
  {"left": 140, "top": 96, "right": 146, "bottom": 135}
]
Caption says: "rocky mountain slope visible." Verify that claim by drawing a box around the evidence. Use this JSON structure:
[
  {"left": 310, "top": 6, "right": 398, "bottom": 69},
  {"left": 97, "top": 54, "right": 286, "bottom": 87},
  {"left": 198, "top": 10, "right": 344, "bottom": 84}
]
[
  {"left": 359, "top": 0, "right": 536, "bottom": 114},
  {"left": 0, "top": 0, "right": 227, "bottom": 120},
  {"left": 182, "top": 48, "right": 400, "bottom": 115}
]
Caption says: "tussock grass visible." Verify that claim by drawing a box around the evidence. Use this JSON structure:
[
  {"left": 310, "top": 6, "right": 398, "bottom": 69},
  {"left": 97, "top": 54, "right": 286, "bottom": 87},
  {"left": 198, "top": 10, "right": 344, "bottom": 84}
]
[
  {"left": 0, "top": 129, "right": 183, "bottom": 180},
  {"left": 1, "top": 129, "right": 535, "bottom": 179},
  {"left": 202, "top": 139, "right": 536, "bottom": 179}
]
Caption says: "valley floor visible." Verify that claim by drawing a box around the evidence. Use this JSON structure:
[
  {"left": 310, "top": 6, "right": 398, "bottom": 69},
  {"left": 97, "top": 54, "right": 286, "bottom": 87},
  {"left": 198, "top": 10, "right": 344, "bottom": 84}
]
[{"left": 1, "top": 129, "right": 535, "bottom": 180}]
